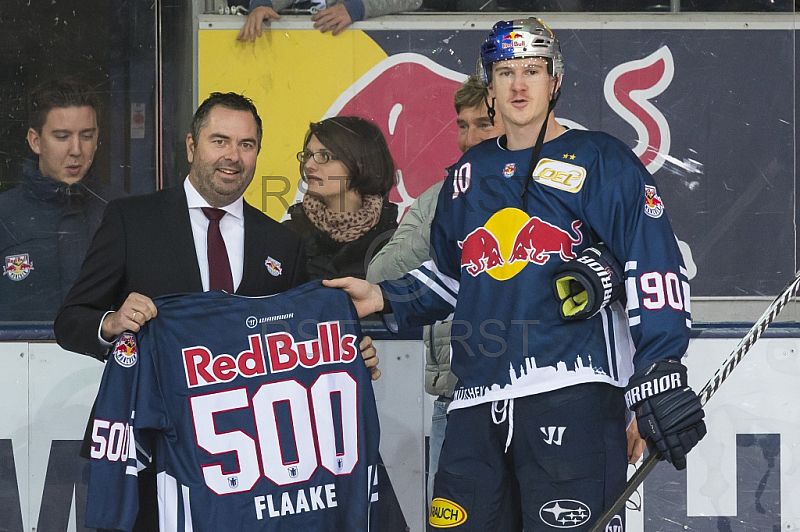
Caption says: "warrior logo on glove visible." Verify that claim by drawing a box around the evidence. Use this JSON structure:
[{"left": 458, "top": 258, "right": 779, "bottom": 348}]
[
  {"left": 625, "top": 359, "right": 707, "bottom": 470},
  {"left": 552, "top": 243, "right": 625, "bottom": 320}
]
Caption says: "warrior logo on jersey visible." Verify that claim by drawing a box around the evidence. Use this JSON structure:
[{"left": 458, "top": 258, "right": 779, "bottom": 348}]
[
  {"left": 113, "top": 333, "right": 138, "bottom": 368},
  {"left": 288, "top": 466, "right": 298, "bottom": 478},
  {"left": 539, "top": 499, "right": 591, "bottom": 528},
  {"left": 502, "top": 163, "right": 516, "bottom": 178},
  {"left": 4, "top": 253, "right": 34, "bottom": 281},
  {"left": 265, "top": 256, "right": 282, "bottom": 276},
  {"left": 644, "top": 185, "right": 664, "bottom": 218},
  {"left": 228, "top": 476, "right": 238, "bottom": 489}
]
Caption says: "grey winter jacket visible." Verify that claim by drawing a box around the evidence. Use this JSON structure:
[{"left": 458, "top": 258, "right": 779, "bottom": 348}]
[{"left": 367, "top": 183, "right": 457, "bottom": 398}]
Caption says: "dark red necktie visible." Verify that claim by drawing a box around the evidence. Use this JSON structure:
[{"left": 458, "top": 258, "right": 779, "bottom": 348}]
[{"left": 201, "top": 207, "right": 234, "bottom": 293}]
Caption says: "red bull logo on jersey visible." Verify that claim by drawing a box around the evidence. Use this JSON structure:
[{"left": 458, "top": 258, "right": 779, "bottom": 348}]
[
  {"left": 508, "top": 218, "right": 583, "bottom": 265},
  {"left": 644, "top": 185, "right": 664, "bottom": 218},
  {"left": 182, "top": 322, "right": 358, "bottom": 388},
  {"left": 458, "top": 227, "right": 505, "bottom": 276},
  {"left": 459, "top": 209, "right": 584, "bottom": 280},
  {"left": 502, "top": 163, "right": 516, "bottom": 178},
  {"left": 3, "top": 253, "right": 34, "bottom": 281},
  {"left": 429, "top": 498, "right": 467, "bottom": 528},
  {"left": 113, "top": 333, "right": 138, "bottom": 368}
]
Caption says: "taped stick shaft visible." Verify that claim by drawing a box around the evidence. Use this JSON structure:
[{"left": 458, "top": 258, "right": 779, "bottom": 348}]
[{"left": 590, "top": 270, "right": 800, "bottom": 532}]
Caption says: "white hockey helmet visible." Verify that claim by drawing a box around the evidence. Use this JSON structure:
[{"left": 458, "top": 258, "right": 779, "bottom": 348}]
[{"left": 479, "top": 17, "right": 565, "bottom": 86}]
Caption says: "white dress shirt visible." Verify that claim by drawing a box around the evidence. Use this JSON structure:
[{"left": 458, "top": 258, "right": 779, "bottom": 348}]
[{"left": 184, "top": 177, "right": 245, "bottom": 292}]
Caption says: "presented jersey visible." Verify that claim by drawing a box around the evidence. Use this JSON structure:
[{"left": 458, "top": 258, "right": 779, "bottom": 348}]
[
  {"left": 86, "top": 282, "right": 380, "bottom": 532},
  {"left": 381, "top": 130, "right": 691, "bottom": 410}
]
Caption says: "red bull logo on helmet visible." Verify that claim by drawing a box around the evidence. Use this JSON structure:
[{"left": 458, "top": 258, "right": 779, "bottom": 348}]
[
  {"left": 459, "top": 209, "right": 583, "bottom": 280},
  {"left": 3, "top": 253, "right": 34, "bottom": 281},
  {"left": 501, "top": 31, "right": 527, "bottom": 50}
]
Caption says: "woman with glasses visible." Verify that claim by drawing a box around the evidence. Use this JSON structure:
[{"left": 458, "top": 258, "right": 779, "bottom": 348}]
[{"left": 284, "top": 116, "right": 399, "bottom": 281}]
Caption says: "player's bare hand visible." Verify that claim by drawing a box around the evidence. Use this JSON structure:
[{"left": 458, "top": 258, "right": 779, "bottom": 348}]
[
  {"left": 237, "top": 6, "right": 281, "bottom": 42},
  {"left": 627, "top": 417, "right": 646, "bottom": 464},
  {"left": 311, "top": 4, "right": 353, "bottom": 36},
  {"left": 323, "top": 277, "right": 383, "bottom": 318},
  {"left": 359, "top": 336, "right": 381, "bottom": 381},
  {"left": 101, "top": 292, "right": 157, "bottom": 341}
]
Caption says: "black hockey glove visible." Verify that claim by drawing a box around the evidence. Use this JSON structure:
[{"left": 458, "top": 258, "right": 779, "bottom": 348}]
[
  {"left": 552, "top": 243, "right": 625, "bottom": 320},
  {"left": 625, "top": 359, "right": 707, "bottom": 470}
]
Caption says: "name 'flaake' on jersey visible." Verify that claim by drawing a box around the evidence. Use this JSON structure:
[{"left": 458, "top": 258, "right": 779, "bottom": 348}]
[
  {"left": 87, "top": 282, "right": 380, "bottom": 532},
  {"left": 380, "top": 129, "right": 691, "bottom": 411}
]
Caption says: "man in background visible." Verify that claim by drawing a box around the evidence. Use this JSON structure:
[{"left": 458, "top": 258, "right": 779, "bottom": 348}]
[{"left": 0, "top": 79, "right": 120, "bottom": 322}]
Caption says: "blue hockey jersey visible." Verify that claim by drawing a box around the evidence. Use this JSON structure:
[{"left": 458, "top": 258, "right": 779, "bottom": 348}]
[
  {"left": 381, "top": 130, "right": 691, "bottom": 410},
  {"left": 86, "top": 282, "right": 380, "bottom": 531}
]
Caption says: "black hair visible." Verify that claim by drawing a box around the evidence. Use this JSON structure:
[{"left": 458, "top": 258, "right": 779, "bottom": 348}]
[
  {"left": 302, "top": 116, "right": 396, "bottom": 198},
  {"left": 28, "top": 78, "right": 101, "bottom": 133},
  {"left": 191, "top": 92, "right": 263, "bottom": 152}
]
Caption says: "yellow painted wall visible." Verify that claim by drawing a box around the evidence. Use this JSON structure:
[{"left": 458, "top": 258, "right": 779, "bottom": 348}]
[{"left": 198, "top": 29, "right": 388, "bottom": 220}]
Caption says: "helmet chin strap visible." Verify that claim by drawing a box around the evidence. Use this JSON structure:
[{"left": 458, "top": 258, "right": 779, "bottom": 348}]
[
  {"left": 485, "top": 95, "right": 496, "bottom": 126},
  {"left": 521, "top": 84, "right": 561, "bottom": 211}
]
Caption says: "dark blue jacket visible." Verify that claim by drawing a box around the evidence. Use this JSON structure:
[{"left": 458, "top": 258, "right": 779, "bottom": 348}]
[{"left": 0, "top": 157, "right": 122, "bottom": 322}]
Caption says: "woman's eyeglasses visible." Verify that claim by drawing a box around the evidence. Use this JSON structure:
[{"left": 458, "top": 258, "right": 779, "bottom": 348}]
[{"left": 296, "top": 150, "right": 340, "bottom": 164}]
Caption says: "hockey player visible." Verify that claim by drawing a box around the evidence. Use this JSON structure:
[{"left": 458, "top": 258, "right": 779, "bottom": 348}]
[{"left": 326, "top": 17, "right": 707, "bottom": 530}]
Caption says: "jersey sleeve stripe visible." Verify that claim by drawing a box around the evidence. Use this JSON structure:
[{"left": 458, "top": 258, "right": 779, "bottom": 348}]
[
  {"left": 409, "top": 269, "right": 457, "bottom": 308},
  {"left": 182, "top": 484, "right": 194, "bottom": 532},
  {"left": 419, "top": 259, "right": 460, "bottom": 298},
  {"left": 157, "top": 471, "right": 179, "bottom": 532}
]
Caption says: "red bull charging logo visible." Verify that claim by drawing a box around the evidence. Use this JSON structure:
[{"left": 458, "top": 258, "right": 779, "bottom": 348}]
[
  {"left": 3, "top": 253, "right": 34, "bottom": 281},
  {"left": 459, "top": 209, "right": 583, "bottom": 280},
  {"left": 644, "top": 185, "right": 664, "bottom": 218},
  {"left": 113, "top": 332, "right": 138, "bottom": 368}
]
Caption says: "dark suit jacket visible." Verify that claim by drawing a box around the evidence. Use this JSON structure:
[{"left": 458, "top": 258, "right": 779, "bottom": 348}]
[{"left": 55, "top": 185, "right": 308, "bottom": 359}]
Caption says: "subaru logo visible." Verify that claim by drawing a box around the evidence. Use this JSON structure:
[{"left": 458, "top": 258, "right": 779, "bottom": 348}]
[{"left": 539, "top": 499, "right": 591, "bottom": 528}]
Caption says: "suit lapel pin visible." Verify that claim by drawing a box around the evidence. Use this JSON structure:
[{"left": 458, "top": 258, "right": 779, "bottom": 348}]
[{"left": 264, "top": 256, "right": 282, "bottom": 277}]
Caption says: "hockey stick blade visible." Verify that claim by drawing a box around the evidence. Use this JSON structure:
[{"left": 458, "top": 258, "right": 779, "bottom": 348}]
[{"left": 590, "top": 269, "right": 800, "bottom": 532}]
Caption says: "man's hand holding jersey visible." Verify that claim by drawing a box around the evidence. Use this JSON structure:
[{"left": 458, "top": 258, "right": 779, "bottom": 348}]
[
  {"left": 101, "top": 292, "right": 158, "bottom": 341},
  {"left": 323, "top": 277, "right": 385, "bottom": 318},
  {"left": 359, "top": 336, "right": 381, "bottom": 381},
  {"left": 625, "top": 359, "right": 706, "bottom": 470}
]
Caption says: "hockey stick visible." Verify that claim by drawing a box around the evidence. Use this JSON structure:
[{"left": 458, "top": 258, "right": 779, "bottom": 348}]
[{"left": 590, "top": 269, "right": 800, "bottom": 532}]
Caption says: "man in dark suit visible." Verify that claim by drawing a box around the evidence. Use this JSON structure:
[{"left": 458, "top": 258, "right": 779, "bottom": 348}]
[{"left": 55, "top": 92, "right": 379, "bottom": 530}]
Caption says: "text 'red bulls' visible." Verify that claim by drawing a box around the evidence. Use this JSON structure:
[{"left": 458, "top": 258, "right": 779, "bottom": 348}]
[{"left": 182, "top": 321, "right": 358, "bottom": 388}]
